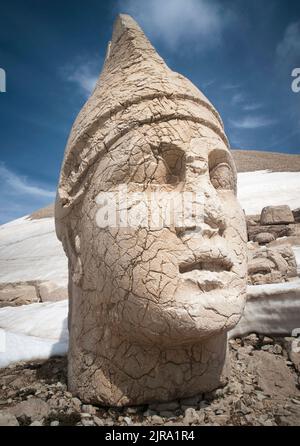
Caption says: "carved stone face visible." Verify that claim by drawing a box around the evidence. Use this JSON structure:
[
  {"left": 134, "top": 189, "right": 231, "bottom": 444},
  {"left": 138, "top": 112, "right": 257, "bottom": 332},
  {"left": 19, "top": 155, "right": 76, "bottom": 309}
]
[
  {"left": 56, "top": 14, "right": 249, "bottom": 405},
  {"left": 78, "top": 119, "right": 248, "bottom": 347}
]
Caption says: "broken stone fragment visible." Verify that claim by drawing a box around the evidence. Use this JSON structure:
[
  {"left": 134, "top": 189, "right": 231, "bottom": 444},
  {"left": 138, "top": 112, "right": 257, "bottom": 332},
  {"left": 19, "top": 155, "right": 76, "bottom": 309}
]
[{"left": 260, "top": 205, "right": 295, "bottom": 226}]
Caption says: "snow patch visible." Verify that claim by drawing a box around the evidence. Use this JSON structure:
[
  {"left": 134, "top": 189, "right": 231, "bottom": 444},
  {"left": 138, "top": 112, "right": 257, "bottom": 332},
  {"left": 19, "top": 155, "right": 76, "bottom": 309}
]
[
  {"left": 237, "top": 170, "right": 300, "bottom": 215},
  {"left": 0, "top": 301, "right": 68, "bottom": 368},
  {"left": 230, "top": 280, "right": 300, "bottom": 338},
  {"left": 0, "top": 217, "right": 67, "bottom": 287}
]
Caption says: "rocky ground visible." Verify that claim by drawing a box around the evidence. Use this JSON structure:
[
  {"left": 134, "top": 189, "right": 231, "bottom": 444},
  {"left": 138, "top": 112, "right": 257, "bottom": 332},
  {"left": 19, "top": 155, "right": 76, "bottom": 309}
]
[{"left": 0, "top": 334, "right": 299, "bottom": 427}]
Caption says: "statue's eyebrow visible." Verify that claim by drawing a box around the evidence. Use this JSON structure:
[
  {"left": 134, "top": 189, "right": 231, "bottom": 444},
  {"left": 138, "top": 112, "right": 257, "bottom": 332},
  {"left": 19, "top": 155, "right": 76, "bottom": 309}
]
[
  {"left": 208, "top": 148, "right": 237, "bottom": 194},
  {"left": 208, "top": 148, "right": 235, "bottom": 170}
]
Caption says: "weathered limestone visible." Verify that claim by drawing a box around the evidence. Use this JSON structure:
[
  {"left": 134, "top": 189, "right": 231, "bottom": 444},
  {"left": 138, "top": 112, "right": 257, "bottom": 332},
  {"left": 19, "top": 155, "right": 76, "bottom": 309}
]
[
  {"left": 248, "top": 244, "right": 297, "bottom": 285},
  {"left": 38, "top": 281, "right": 68, "bottom": 303},
  {"left": 55, "top": 15, "right": 248, "bottom": 406},
  {"left": 0, "top": 280, "right": 67, "bottom": 308},
  {"left": 260, "top": 205, "right": 294, "bottom": 226},
  {"left": 248, "top": 224, "right": 294, "bottom": 242},
  {"left": 254, "top": 232, "right": 275, "bottom": 245},
  {"left": 284, "top": 337, "right": 300, "bottom": 372},
  {"left": 0, "top": 282, "right": 39, "bottom": 308}
]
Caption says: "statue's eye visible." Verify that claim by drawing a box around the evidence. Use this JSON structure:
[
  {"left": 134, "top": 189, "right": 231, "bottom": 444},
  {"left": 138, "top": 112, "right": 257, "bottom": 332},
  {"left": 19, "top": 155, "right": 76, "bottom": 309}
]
[{"left": 210, "top": 163, "right": 235, "bottom": 191}]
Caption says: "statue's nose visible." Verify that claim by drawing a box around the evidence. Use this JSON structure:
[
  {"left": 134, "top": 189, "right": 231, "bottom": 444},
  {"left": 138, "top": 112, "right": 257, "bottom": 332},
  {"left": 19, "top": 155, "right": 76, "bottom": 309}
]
[
  {"left": 203, "top": 188, "right": 227, "bottom": 236},
  {"left": 174, "top": 183, "right": 227, "bottom": 238}
]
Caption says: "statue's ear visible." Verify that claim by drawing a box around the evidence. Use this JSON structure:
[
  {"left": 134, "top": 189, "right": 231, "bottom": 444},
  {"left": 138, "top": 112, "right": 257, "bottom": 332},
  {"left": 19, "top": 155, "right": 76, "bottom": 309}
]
[{"left": 62, "top": 231, "right": 83, "bottom": 287}]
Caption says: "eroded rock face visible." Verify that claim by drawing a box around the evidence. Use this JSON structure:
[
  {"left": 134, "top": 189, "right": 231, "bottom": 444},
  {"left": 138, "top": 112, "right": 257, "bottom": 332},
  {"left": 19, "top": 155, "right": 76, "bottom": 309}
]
[
  {"left": 260, "top": 205, "right": 295, "bottom": 226},
  {"left": 0, "top": 282, "right": 39, "bottom": 308},
  {"left": 248, "top": 244, "right": 297, "bottom": 285},
  {"left": 55, "top": 15, "right": 248, "bottom": 406}
]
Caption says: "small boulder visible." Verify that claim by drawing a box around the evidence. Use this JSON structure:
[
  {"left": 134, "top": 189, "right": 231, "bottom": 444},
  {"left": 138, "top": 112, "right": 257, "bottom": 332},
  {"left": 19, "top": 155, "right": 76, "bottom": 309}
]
[
  {"left": 183, "top": 408, "right": 200, "bottom": 425},
  {"left": 284, "top": 337, "right": 300, "bottom": 372},
  {"left": 0, "top": 282, "right": 39, "bottom": 308},
  {"left": 0, "top": 411, "right": 19, "bottom": 426},
  {"left": 10, "top": 397, "right": 50, "bottom": 422},
  {"left": 38, "top": 281, "right": 68, "bottom": 302},
  {"left": 260, "top": 205, "right": 294, "bottom": 226},
  {"left": 254, "top": 232, "right": 275, "bottom": 245}
]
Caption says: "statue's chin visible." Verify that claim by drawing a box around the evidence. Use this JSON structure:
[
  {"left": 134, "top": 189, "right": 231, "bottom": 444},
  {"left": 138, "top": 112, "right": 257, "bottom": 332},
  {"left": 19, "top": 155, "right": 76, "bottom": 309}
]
[{"left": 110, "top": 289, "right": 245, "bottom": 347}]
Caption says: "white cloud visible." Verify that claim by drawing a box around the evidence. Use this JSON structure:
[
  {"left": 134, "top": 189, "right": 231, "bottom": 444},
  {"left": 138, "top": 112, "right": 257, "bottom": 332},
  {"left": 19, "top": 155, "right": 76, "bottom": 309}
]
[
  {"left": 62, "top": 57, "right": 101, "bottom": 96},
  {"left": 0, "top": 164, "right": 55, "bottom": 199},
  {"left": 202, "top": 79, "right": 216, "bottom": 89},
  {"left": 222, "top": 83, "right": 242, "bottom": 90},
  {"left": 119, "top": 0, "right": 233, "bottom": 51},
  {"left": 276, "top": 21, "right": 300, "bottom": 67},
  {"left": 231, "top": 92, "right": 245, "bottom": 105},
  {"left": 66, "top": 66, "right": 98, "bottom": 95},
  {"left": 229, "top": 115, "right": 277, "bottom": 129},
  {"left": 0, "top": 163, "right": 55, "bottom": 224},
  {"left": 243, "top": 103, "right": 263, "bottom": 112}
]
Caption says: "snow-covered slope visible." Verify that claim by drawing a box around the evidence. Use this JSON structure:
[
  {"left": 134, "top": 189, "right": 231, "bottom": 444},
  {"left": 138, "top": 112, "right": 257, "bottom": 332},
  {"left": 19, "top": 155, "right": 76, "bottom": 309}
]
[
  {"left": 230, "top": 280, "right": 300, "bottom": 338},
  {"left": 237, "top": 171, "right": 300, "bottom": 215},
  {"left": 0, "top": 216, "right": 67, "bottom": 287},
  {"left": 0, "top": 300, "right": 68, "bottom": 368}
]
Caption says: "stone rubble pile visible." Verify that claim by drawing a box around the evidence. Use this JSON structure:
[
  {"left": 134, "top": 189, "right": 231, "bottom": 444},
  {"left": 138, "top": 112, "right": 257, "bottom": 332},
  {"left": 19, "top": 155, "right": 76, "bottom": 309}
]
[
  {"left": 247, "top": 205, "right": 300, "bottom": 244},
  {"left": 247, "top": 205, "right": 300, "bottom": 285},
  {"left": 0, "top": 335, "right": 299, "bottom": 426}
]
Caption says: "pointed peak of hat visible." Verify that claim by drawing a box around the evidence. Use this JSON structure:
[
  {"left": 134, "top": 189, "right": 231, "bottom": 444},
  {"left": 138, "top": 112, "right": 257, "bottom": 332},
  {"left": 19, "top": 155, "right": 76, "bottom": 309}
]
[
  {"left": 113, "top": 14, "right": 145, "bottom": 38},
  {"left": 102, "top": 14, "right": 164, "bottom": 67}
]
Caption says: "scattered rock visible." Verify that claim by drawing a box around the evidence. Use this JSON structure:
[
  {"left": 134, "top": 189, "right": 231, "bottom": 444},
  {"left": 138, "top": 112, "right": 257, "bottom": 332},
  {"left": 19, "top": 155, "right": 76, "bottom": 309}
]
[
  {"left": 254, "top": 233, "right": 275, "bottom": 245},
  {"left": 183, "top": 408, "right": 200, "bottom": 425},
  {"left": 260, "top": 205, "right": 294, "bottom": 226},
  {"left": 0, "top": 282, "right": 39, "bottom": 308},
  {"left": 123, "top": 416, "right": 132, "bottom": 425},
  {"left": 247, "top": 351, "right": 298, "bottom": 398},
  {"left": 243, "top": 333, "right": 259, "bottom": 348},
  {"left": 262, "top": 336, "right": 274, "bottom": 345},
  {"left": 93, "top": 416, "right": 104, "bottom": 426},
  {"left": 151, "top": 415, "right": 164, "bottom": 425},
  {"left": 30, "top": 420, "right": 43, "bottom": 426},
  {"left": 0, "top": 411, "right": 19, "bottom": 426},
  {"left": 248, "top": 245, "right": 297, "bottom": 285},
  {"left": 38, "top": 281, "right": 68, "bottom": 302},
  {"left": 81, "top": 404, "right": 96, "bottom": 415},
  {"left": 10, "top": 397, "right": 50, "bottom": 422},
  {"left": 284, "top": 337, "right": 300, "bottom": 372}
]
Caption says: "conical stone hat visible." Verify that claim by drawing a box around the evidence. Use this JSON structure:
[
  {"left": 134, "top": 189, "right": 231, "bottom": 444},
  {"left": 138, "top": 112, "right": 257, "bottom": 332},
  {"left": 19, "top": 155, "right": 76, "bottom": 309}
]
[{"left": 56, "top": 14, "right": 228, "bottom": 220}]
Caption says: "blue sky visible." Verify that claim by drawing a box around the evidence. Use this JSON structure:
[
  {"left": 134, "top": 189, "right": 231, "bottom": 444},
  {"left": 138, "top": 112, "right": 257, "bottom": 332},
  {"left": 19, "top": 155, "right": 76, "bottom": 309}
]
[{"left": 0, "top": 0, "right": 299, "bottom": 224}]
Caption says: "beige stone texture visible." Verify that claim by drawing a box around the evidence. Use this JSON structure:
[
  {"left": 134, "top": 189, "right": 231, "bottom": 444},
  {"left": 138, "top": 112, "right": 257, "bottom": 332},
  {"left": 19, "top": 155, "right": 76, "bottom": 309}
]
[
  {"left": 38, "top": 281, "right": 68, "bottom": 302},
  {"left": 248, "top": 244, "right": 297, "bottom": 285},
  {"left": 0, "top": 282, "right": 39, "bottom": 308},
  {"left": 55, "top": 15, "right": 248, "bottom": 406},
  {"left": 260, "top": 205, "right": 295, "bottom": 226},
  {"left": 253, "top": 232, "right": 276, "bottom": 245}
]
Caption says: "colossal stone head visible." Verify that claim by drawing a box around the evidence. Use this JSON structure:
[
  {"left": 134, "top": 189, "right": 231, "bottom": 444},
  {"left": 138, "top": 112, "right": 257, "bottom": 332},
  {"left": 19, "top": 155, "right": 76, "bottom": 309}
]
[{"left": 55, "top": 15, "right": 248, "bottom": 406}]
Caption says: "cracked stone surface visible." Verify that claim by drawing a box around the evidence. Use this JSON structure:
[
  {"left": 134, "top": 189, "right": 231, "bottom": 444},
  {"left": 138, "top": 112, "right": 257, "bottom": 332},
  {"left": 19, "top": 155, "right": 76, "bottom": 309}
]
[
  {"left": 247, "top": 244, "right": 298, "bottom": 285},
  {"left": 55, "top": 14, "right": 248, "bottom": 406}
]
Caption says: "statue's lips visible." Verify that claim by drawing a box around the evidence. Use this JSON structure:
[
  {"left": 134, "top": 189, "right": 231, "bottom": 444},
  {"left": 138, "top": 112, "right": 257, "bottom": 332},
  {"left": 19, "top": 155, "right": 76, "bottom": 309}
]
[
  {"left": 178, "top": 254, "right": 234, "bottom": 292},
  {"left": 179, "top": 255, "right": 233, "bottom": 274}
]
